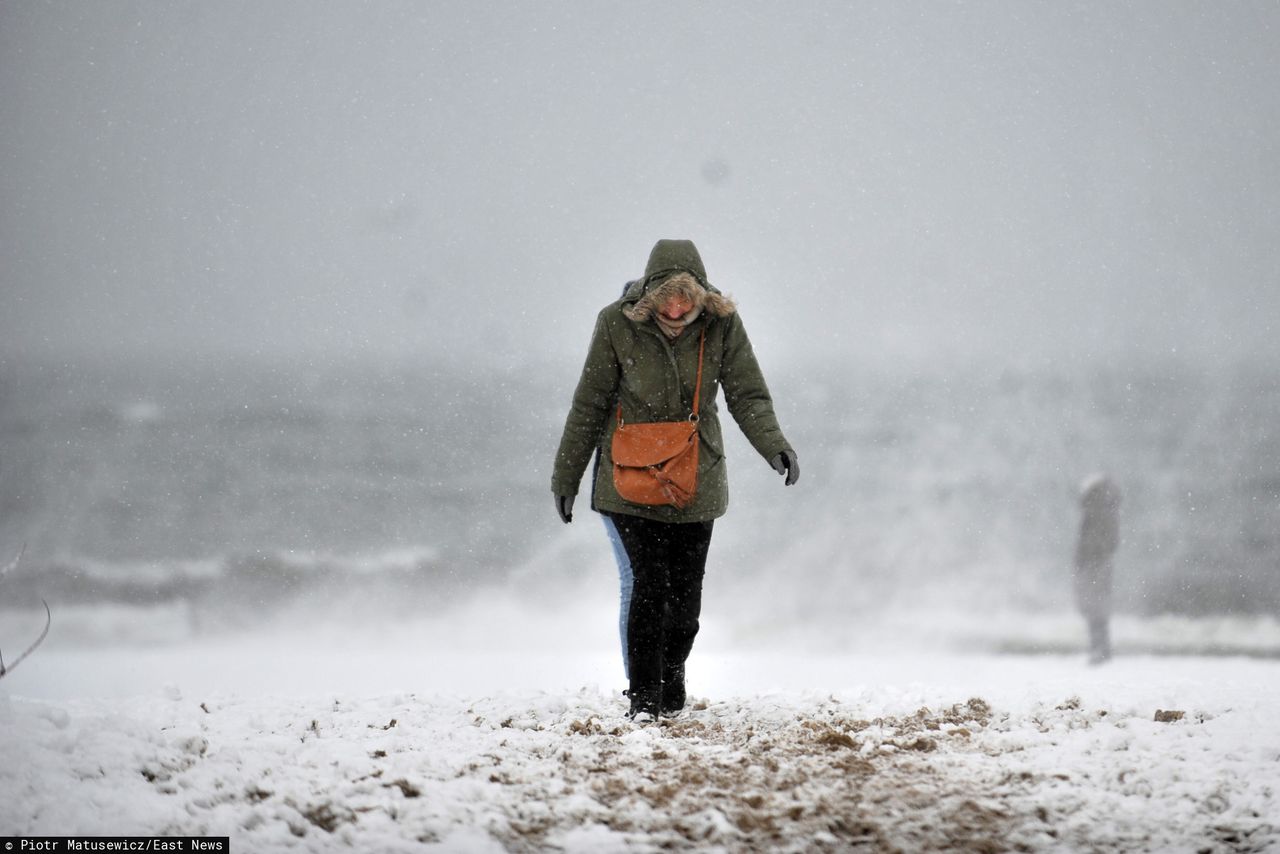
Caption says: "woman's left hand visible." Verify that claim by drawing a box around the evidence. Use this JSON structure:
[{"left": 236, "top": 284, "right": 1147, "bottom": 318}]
[
  {"left": 770, "top": 449, "right": 800, "bottom": 486},
  {"left": 554, "top": 494, "right": 575, "bottom": 523}
]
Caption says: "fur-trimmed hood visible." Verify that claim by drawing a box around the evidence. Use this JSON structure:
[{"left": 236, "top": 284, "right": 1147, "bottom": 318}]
[
  {"left": 621, "top": 238, "right": 736, "bottom": 324},
  {"left": 621, "top": 272, "right": 737, "bottom": 324}
]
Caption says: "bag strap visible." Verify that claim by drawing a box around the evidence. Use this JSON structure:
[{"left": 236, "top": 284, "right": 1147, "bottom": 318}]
[
  {"left": 616, "top": 326, "right": 707, "bottom": 427},
  {"left": 689, "top": 326, "right": 705, "bottom": 421}
]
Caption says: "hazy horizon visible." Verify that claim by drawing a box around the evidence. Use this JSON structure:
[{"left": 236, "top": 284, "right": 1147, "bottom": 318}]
[
  {"left": 3, "top": 2, "right": 1279, "bottom": 371},
  {"left": 2, "top": 3, "right": 1278, "bottom": 651}
]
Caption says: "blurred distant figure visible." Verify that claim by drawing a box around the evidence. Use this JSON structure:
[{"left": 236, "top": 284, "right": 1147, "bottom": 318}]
[{"left": 1075, "top": 474, "right": 1122, "bottom": 665}]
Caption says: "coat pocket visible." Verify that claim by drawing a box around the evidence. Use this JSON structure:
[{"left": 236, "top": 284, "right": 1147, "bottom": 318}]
[{"left": 698, "top": 413, "right": 726, "bottom": 459}]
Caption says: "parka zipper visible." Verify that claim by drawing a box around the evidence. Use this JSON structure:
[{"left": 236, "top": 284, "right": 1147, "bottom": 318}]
[{"left": 649, "top": 320, "right": 704, "bottom": 418}]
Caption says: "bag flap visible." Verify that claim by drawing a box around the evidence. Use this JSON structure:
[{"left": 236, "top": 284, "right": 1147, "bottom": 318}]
[{"left": 612, "top": 421, "right": 697, "bottom": 467}]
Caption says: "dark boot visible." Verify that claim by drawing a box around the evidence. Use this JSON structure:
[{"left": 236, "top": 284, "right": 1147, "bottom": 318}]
[
  {"left": 661, "top": 663, "right": 686, "bottom": 715},
  {"left": 628, "top": 687, "right": 661, "bottom": 722},
  {"left": 627, "top": 681, "right": 660, "bottom": 722}
]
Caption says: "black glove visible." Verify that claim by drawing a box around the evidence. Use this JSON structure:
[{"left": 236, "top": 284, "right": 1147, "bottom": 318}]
[
  {"left": 554, "top": 494, "right": 575, "bottom": 524},
  {"left": 770, "top": 449, "right": 800, "bottom": 486}
]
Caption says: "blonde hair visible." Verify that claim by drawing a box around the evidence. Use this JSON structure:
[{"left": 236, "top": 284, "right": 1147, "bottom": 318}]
[{"left": 623, "top": 272, "right": 736, "bottom": 322}]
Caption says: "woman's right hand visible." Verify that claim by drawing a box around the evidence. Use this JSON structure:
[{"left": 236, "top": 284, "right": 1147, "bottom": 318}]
[
  {"left": 554, "top": 494, "right": 575, "bottom": 524},
  {"left": 770, "top": 449, "right": 800, "bottom": 486}
]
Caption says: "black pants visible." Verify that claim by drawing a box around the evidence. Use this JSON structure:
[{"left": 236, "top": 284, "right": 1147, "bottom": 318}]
[{"left": 606, "top": 512, "right": 714, "bottom": 706}]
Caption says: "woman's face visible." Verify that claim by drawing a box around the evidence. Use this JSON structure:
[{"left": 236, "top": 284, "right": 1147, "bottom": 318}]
[{"left": 660, "top": 294, "right": 695, "bottom": 321}]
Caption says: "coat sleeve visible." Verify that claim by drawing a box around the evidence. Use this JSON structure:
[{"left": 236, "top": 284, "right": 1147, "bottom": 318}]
[
  {"left": 551, "top": 310, "right": 621, "bottom": 497},
  {"left": 719, "top": 312, "right": 793, "bottom": 463}
]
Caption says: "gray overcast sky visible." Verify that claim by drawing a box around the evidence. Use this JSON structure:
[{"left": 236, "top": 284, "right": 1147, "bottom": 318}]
[{"left": 2, "top": 1, "right": 1278, "bottom": 370}]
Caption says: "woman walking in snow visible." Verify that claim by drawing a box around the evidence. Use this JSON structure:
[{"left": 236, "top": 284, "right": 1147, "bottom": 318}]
[{"left": 552, "top": 239, "right": 798, "bottom": 720}]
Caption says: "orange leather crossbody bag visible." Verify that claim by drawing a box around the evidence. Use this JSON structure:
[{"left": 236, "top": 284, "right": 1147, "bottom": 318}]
[{"left": 610, "top": 328, "right": 705, "bottom": 509}]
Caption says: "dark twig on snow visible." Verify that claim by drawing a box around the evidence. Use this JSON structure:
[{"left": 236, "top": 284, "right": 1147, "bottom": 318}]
[
  {"left": 0, "top": 544, "right": 52, "bottom": 681},
  {"left": 0, "top": 599, "right": 51, "bottom": 679}
]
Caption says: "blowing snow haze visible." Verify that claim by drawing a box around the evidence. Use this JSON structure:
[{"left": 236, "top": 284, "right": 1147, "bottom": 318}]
[
  {"left": 2, "top": 2, "right": 1280, "bottom": 642},
  {"left": 5, "top": 10, "right": 1280, "bottom": 846},
  {"left": 2, "top": 2, "right": 1278, "bottom": 368}
]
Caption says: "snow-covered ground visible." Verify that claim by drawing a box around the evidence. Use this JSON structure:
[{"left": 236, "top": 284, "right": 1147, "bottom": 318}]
[{"left": 2, "top": 596, "right": 1278, "bottom": 852}]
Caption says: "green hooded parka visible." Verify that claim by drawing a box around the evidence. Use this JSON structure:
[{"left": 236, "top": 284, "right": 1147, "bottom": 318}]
[{"left": 551, "top": 240, "right": 793, "bottom": 523}]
